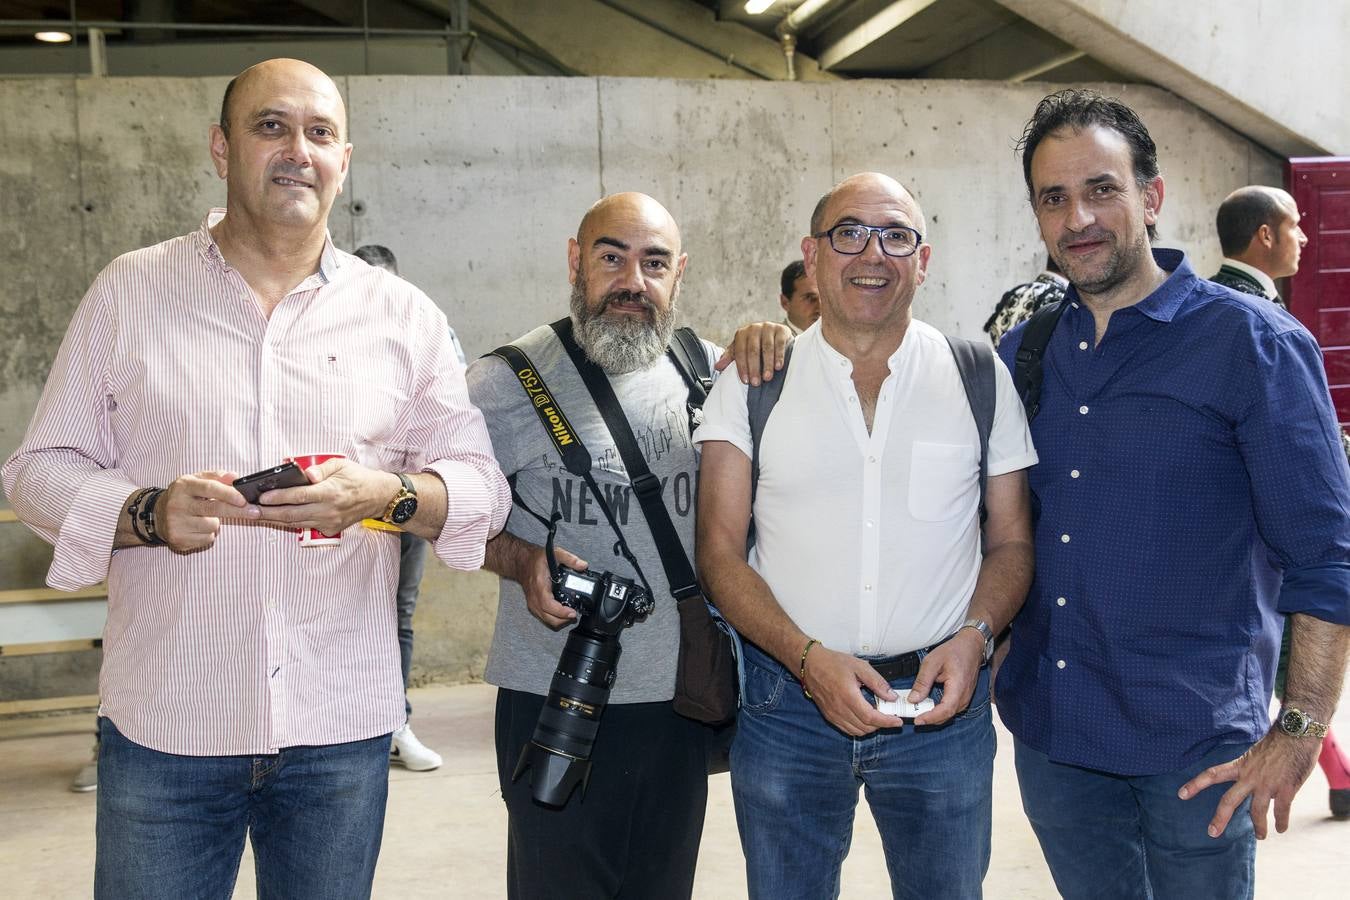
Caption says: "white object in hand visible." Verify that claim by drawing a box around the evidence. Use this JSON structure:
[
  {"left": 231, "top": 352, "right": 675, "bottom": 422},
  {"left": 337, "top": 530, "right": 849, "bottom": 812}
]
[{"left": 876, "top": 696, "right": 936, "bottom": 719}]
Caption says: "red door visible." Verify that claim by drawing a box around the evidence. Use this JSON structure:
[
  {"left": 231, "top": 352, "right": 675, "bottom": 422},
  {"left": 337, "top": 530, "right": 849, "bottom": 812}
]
[{"left": 1286, "top": 157, "right": 1350, "bottom": 423}]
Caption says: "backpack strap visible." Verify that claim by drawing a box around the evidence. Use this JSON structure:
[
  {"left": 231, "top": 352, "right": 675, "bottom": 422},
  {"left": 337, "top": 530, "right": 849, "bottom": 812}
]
[
  {"left": 745, "top": 342, "right": 794, "bottom": 552},
  {"left": 1012, "top": 299, "right": 1068, "bottom": 422},
  {"left": 944, "top": 335, "right": 996, "bottom": 523},
  {"left": 665, "top": 326, "right": 713, "bottom": 433},
  {"left": 666, "top": 326, "right": 713, "bottom": 400}
]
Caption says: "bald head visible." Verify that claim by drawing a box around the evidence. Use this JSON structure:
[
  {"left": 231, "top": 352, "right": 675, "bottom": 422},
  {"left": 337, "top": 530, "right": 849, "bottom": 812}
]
[
  {"left": 811, "top": 172, "right": 926, "bottom": 238},
  {"left": 576, "top": 192, "right": 682, "bottom": 256},
  {"left": 220, "top": 58, "right": 347, "bottom": 140}
]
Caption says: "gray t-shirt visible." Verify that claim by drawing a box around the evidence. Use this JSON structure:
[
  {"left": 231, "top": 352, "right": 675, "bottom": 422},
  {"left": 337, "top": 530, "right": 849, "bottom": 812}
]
[{"left": 466, "top": 323, "right": 719, "bottom": 703}]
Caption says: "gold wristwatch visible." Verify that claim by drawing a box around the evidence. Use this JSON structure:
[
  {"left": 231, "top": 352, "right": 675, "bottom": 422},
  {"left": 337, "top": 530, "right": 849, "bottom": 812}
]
[
  {"left": 1276, "top": 707, "right": 1329, "bottom": 739},
  {"left": 380, "top": 474, "right": 419, "bottom": 526}
]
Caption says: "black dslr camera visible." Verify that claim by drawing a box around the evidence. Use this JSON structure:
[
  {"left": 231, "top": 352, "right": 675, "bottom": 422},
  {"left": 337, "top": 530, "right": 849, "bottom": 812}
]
[{"left": 512, "top": 532, "right": 653, "bottom": 808}]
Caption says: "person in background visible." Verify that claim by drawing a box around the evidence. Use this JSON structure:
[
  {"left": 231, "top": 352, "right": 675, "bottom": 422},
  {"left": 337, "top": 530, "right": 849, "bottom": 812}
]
[
  {"left": 352, "top": 243, "right": 467, "bottom": 773},
  {"left": 1209, "top": 187, "right": 1349, "bottom": 820},
  {"left": 778, "top": 259, "right": 820, "bottom": 335},
  {"left": 983, "top": 255, "right": 1067, "bottom": 347}
]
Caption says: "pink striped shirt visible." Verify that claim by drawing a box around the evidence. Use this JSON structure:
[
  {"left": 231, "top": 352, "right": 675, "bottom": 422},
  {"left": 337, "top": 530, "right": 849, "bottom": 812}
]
[{"left": 1, "top": 210, "right": 509, "bottom": 755}]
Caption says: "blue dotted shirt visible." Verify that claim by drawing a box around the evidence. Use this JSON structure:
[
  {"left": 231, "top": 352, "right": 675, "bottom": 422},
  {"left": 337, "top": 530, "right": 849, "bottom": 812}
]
[{"left": 996, "top": 248, "right": 1350, "bottom": 776}]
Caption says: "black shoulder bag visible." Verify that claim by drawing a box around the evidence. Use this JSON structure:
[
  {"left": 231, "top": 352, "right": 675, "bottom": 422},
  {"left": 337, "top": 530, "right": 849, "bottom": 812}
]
[{"left": 548, "top": 319, "right": 739, "bottom": 731}]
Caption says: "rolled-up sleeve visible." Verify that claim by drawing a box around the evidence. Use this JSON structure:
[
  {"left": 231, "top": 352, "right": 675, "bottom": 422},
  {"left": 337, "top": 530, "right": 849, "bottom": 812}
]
[
  {"left": 1, "top": 278, "right": 135, "bottom": 589},
  {"left": 1239, "top": 325, "right": 1350, "bottom": 624},
  {"left": 405, "top": 306, "right": 509, "bottom": 570}
]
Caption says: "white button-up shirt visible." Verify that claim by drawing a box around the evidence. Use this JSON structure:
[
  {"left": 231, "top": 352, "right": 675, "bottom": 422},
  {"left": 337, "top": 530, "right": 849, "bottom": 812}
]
[{"left": 695, "top": 320, "right": 1036, "bottom": 654}]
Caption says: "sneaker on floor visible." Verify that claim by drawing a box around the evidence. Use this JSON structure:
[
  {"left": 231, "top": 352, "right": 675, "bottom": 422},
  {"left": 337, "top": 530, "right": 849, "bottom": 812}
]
[
  {"left": 1331, "top": 788, "right": 1350, "bottom": 820},
  {"left": 390, "top": 724, "right": 442, "bottom": 772},
  {"left": 70, "top": 755, "right": 98, "bottom": 793}
]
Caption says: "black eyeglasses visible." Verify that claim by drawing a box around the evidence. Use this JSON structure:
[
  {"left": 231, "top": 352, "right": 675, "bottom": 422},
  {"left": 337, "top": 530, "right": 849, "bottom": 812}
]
[{"left": 813, "top": 223, "right": 923, "bottom": 258}]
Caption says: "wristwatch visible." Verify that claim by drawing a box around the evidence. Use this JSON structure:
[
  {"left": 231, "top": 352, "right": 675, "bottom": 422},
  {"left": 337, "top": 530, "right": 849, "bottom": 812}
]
[
  {"left": 959, "top": 617, "right": 996, "bottom": 665},
  {"left": 380, "top": 474, "right": 419, "bottom": 526},
  {"left": 1276, "top": 707, "right": 1329, "bottom": 739}
]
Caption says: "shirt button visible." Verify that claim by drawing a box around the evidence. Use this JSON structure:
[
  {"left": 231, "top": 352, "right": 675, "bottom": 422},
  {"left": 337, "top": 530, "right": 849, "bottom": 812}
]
[
  {"left": 868, "top": 456, "right": 877, "bottom": 464},
  {"left": 862, "top": 644, "right": 872, "bottom": 652},
  {"left": 1070, "top": 469, "right": 1080, "bottom": 479},
  {"left": 864, "top": 584, "right": 872, "bottom": 592},
  {"left": 1056, "top": 659, "right": 1067, "bottom": 669},
  {"left": 1057, "top": 596, "right": 1067, "bottom": 606},
  {"left": 1078, "top": 405, "right": 1089, "bottom": 415},
  {"left": 267, "top": 598, "right": 278, "bottom": 608},
  {"left": 1060, "top": 534, "right": 1070, "bottom": 543},
  {"left": 865, "top": 520, "right": 874, "bottom": 528},
  {"left": 849, "top": 396, "right": 857, "bottom": 404},
  {"left": 1078, "top": 341, "right": 1088, "bottom": 350}
]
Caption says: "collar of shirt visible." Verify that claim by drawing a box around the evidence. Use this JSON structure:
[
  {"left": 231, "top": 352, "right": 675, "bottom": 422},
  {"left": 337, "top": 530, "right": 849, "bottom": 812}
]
[
  {"left": 194, "top": 208, "right": 342, "bottom": 289},
  {"left": 1061, "top": 247, "right": 1193, "bottom": 326},
  {"left": 1221, "top": 257, "right": 1278, "bottom": 299}
]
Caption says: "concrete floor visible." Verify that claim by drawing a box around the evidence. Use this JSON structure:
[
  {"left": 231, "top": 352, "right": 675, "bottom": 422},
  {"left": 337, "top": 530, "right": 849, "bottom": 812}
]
[{"left": 3, "top": 683, "right": 1348, "bottom": 899}]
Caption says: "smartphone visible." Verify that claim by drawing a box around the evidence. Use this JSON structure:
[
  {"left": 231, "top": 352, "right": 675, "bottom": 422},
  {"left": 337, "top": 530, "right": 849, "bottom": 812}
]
[{"left": 232, "top": 461, "right": 309, "bottom": 504}]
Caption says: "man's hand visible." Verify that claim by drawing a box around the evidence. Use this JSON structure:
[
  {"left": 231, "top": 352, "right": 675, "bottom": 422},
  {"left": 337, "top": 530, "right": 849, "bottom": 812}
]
[
  {"left": 155, "top": 470, "right": 254, "bottom": 553},
  {"left": 910, "top": 629, "right": 985, "bottom": 726},
  {"left": 801, "top": 645, "right": 902, "bottom": 736},
  {"left": 1177, "top": 731, "right": 1321, "bottom": 839},
  {"left": 253, "top": 457, "right": 395, "bottom": 535},
  {"left": 519, "top": 543, "right": 588, "bottom": 630},
  {"left": 713, "top": 321, "right": 793, "bottom": 386}
]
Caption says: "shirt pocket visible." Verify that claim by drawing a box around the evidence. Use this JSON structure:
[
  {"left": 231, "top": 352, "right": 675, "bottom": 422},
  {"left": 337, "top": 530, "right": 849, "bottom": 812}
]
[
  {"left": 907, "top": 441, "right": 978, "bottom": 522},
  {"left": 320, "top": 354, "right": 411, "bottom": 469}
]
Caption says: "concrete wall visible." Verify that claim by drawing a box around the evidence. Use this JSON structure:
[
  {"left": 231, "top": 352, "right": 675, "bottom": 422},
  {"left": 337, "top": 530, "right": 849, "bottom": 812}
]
[
  {"left": 0, "top": 74, "right": 1279, "bottom": 701},
  {"left": 998, "top": 0, "right": 1346, "bottom": 156}
]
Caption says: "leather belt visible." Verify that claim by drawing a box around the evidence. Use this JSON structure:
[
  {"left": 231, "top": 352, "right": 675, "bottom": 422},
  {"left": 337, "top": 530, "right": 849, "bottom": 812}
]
[{"left": 865, "top": 635, "right": 954, "bottom": 681}]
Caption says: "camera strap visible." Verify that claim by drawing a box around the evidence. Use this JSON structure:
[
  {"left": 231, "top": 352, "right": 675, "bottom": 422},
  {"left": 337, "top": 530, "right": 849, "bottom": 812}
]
[
  {"left": 550, "top": 318, "right": 706, "bottom": 606},
  {"left": 490, "top": 341, "right": 656, "bottom": 599}
]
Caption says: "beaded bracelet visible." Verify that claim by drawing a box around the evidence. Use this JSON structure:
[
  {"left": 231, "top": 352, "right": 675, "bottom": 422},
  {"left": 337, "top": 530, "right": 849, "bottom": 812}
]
[
  {"left": 798, "top": 637, "right": 820, "bottom": 699},
  {"left": 126, "top": 487, "right": 166, "bottom": 547},
  {"left": 126, "top": 487, "right": 156, "bottom": 544},
  {"left": 139, "top": 487, "right": 166, "bottom": 546}
]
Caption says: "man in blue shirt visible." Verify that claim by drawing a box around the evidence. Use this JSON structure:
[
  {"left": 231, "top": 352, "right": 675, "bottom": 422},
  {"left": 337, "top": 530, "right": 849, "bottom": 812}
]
[{"left": 996, "top": 88, "right": 1350, "bottom": 899}]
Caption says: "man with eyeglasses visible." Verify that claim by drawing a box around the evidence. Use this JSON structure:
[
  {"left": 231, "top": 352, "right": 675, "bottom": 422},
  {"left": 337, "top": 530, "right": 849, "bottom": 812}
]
[{"left": 695, "top": 172, "right": 1037, "bottom": 899}]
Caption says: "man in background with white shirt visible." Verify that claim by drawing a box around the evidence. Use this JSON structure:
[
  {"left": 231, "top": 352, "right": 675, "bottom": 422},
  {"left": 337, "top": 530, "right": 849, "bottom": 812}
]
[
  {"left": 1, "top": 58, "right": 508, "bottom": 900},
  {"left": 1210, "top": 185, "right": 1307, "bottom": 304}
]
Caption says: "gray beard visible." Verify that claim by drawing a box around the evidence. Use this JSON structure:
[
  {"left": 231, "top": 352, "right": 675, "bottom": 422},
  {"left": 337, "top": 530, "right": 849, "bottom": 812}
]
[{"left": 569, "top": 277, "right": 677, "bottom": 375}]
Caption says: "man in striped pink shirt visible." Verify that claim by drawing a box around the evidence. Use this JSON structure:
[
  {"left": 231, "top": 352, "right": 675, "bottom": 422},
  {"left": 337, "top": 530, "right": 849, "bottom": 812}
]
[{"left": 1, "top": 58, "right": 509, "bottom": 900}]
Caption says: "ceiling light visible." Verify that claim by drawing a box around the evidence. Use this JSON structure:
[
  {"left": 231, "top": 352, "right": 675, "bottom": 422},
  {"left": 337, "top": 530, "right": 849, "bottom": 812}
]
[
  {"left": 35, "top": 31, "right": 73, "bottom": 43},
  {"left": 744, "top": 0, "right": 776, "bottom": 14}
]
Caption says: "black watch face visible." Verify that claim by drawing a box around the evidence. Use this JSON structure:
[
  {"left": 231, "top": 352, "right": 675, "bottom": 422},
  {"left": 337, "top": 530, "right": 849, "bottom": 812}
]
[
  {"left": 1280, "top": 709, "right": 1306, "bottom": 736},
  {"left": 391, "top": 497, "right": 418, "bottom": 525}
]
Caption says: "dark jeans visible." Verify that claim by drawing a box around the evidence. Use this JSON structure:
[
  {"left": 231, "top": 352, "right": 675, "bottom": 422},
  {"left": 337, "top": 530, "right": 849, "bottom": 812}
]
[
  {"left": 397, "top": 530, "right": 428, "bottom": 718},
  {"left": 495, "top": 688, "right": 708, "bottom": 900},
  {"left": 731, "top": 641, "right": 994, "bottom": 900},
  {"left": 94, "top": 717, "right": 390, "bottom": 900},
  {"left": 1014, "top": 738, "right": 1256, "bottom": 900}
]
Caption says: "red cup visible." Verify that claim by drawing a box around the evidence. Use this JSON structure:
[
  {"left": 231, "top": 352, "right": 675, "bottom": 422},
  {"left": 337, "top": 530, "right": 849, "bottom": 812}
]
[{"left": 288, "top": 453, "right": 345, "bottom": 546}]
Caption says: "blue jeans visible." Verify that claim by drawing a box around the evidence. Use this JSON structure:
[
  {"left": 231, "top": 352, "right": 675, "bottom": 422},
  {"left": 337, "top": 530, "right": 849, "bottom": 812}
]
[
  {"left": 730, "top": 642, "right": 995, "bottom": 900},
  {"left": 95, "top": 717, "right": 390, "bottom": 900},
  {"left": 1014, "top": 738, "right": 1256, "bottom": 900},
  {"left": 397, "top": 530, "right": 429, "bottom": 718}
]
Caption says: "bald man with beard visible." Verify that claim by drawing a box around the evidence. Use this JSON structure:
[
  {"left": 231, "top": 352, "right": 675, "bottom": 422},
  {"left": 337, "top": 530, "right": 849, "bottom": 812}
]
[
  {"left": 468, "top": 193, "right": 788, "bottom": 899},
  {"left": 2, "top": 59, "right": 509, "bottom": 899}
]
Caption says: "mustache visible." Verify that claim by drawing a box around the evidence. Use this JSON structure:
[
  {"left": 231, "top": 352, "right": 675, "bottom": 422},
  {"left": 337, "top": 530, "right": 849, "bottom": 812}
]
[
  {"left": 1059, "top": 229, "right": 1113, "bottom": 249},
  {"left": 599, "top": 291, "right": 654, "bottom": 312}
]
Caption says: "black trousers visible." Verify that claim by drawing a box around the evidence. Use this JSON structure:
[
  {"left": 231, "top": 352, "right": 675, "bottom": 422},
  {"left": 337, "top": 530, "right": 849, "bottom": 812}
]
[{"left": 495, "top": 688, "right": 708, "bottom": 900}]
